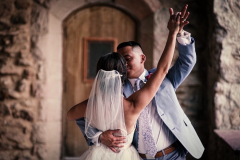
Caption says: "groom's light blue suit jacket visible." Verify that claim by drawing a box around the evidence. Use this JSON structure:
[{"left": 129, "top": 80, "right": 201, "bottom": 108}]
[{"left": 76, "top": 38, "right": 204, "bottom": 159}]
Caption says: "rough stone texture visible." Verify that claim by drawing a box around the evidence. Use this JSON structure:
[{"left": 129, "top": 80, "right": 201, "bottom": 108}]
[
  {"left": 11, "top": 10, "right": 29, "bottom": 25},
  {"left": 31, "top": 3, "right": 48, "bottom": 36},
  {"left": 15, "top": 0, "right": 31, "bottom": 10},
  {"left": 32, "top": 123, "right": 46, "bottom": 143},
  {"left": 0, "top": 0, "right": 46, "bottom": 159},
  {"left": 207, "top": 0, "right": 240, "bottom": 159},
  {"left": 211, "top": 0, "right": 240, "bottom": 130},
  {"left": 0, "top": 103, "right": 10, "bottom": 117}
]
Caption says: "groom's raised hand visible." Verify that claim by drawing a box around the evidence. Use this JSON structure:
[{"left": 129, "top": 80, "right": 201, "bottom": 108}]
[{"left": 101, "top": 129, "right": 126, "bottom": 153}]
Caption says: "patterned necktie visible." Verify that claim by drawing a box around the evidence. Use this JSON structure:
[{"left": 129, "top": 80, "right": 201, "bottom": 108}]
[{"left": 134, "top": 79, "right": 157, "bottom": 157}]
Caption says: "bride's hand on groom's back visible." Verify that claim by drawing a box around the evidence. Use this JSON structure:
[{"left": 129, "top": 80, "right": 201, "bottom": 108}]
[{"left": 101, "top": 129, "right": 126, "bottom": 153}]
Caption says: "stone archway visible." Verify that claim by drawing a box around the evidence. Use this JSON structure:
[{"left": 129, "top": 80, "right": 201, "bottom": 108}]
[
  {"left": 62, "top": 5, "right": 136, "bottom": 156},
  {"left": 37, "top": 0, "right": 160, "bottom": 159}
]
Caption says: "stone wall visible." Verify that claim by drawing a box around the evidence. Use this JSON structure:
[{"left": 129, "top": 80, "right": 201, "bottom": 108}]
[
  {"left": 0, "top": 0, "right": 49, "bottom": 159},
  {"left": 208, "top": 0, "right": 240, "bottom": 159}
]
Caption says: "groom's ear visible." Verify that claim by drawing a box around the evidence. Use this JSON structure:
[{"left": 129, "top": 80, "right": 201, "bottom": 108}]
[{"left": 140, "top": 54, "right": 146, "bottom": 63}]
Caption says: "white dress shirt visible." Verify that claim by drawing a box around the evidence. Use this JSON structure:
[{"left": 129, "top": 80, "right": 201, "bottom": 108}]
[
  {"left": 91, "top": 30, "right": 192, "bottom": 147},
  {"left": 129, "top": 70, "right": 177, "bottom": 154}
]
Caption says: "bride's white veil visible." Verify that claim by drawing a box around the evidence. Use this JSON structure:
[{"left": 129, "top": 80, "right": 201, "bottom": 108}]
[{"left": 85, "top": 69, "right": 127, "bottom": 139}]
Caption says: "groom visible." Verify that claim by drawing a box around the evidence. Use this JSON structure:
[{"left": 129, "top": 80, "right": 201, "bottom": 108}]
[{"left": 74, "top": 5, "right": 204, "bottom": 160}]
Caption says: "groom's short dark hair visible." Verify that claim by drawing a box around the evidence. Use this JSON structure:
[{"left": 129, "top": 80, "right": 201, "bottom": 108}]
[{"left": 117, "top": 41, "right": 143, "bottom": 51}]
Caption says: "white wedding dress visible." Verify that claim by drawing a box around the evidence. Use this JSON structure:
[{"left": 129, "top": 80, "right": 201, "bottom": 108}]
[
  {"left": 81, "top": 70, "right": 142, "bottom": 160},
  {"left": 79, "top": 130, "right": 142, "bottom": 160}
]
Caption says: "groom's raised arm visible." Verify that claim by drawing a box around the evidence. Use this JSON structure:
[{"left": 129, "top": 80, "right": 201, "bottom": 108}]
[{"left": 166, "top": 37, "right": 196, "bottom": 90}]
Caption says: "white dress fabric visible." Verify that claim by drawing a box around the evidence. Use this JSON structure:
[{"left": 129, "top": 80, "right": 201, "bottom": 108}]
[
  {"left": 79, "top": 130, "right": 142, "bottom": 160},
  {"left": 81, "top": 69, "right": 142, "bottom": 160}
]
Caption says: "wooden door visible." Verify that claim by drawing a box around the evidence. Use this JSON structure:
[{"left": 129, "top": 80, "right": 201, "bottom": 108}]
[{"left": 62, "top": 6, "right": 136, "bottom": 157}]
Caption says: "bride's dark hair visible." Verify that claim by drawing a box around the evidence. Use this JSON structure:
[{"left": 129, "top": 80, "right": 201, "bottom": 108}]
[{"left": 96, "top": 52, "right": 127, "bottom": 84}]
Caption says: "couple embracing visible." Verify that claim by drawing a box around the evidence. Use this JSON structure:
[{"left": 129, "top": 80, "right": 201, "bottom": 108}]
[{"left": 67, "top": 5, "right": 204, "bottom": 160}]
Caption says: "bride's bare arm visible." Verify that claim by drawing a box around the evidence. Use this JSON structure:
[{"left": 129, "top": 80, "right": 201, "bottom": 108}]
[
  {"left": 127, "top": 9, "right": 181, "bottom": 114},
  {"left": 67, "top": 99, "right": 88, "bottom": 121}
]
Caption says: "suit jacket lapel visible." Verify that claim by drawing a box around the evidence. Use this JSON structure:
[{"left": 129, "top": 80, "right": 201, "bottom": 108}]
[
  {"left": 123, "top": 80, "right": 133, "bottom": 98},
  {"left": 123, "top": 69, "right": 150, "bottom": 98}
]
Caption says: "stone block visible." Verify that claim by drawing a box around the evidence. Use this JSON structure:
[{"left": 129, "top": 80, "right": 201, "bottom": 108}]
[
  {"left": 1, "top": 116, "right": 32, "bottom": 131},
  {"left": 0, "top": 21, "right": 10, "bottom": 31},
  {"left": 45, "top": 121, "right": 61, "bottom": 143},
  {"left": 44, "top": 80, "right": 62, "bottom": 99},
  {"left": 5, "top": 127, "right": 26, "bottom": 143},
  {"left": 215, "top": 109, "right": 223, "bottom": 128},
  {"left": 23, "top": 68, "right": 36, "bottom": 80},
  {"left": 36, "top": 63, "right": 46, "bottom": 81},
  {"left": 31, "top": 81, "right": 44, "bottom": 98},
  {"left": 0, "top": 88, "right": 9, "bottom": 101},
  {"left": 38, "top": 101, "right": 47, "bottom": 121},
  {"left": 31, "top": 46, "right": 44, "bottom": 61},
  {"left": 11, "top": 104, "right": 35, "bottom": 122},
  {"left": 0, "top": 1, "right": 14, "bottom": 19},
  {"left": 116, "top": 0, "right": 153, "bottom": 20},
  {"left": 33, "top": 144, "right": 47, "bottom": 159},
  {"left": 20, "top": 99, "right": 39, "bottom": 108},
  {"left": 11, "top": 10, "right": 29, "bottom": 24},
  {"left": 34, "top": 0, "right": 52, "bottom": 8},
  {"left": 214, "top": 94, "right": 228, "bottom": 109},
  {"left": 16, "top": 58, "right": 33, "bottom": 66},
  {"left": 18, "top": 140, "right": 33, "bottom": 149},
  {"left": 179, "top": 72, "right": 202, "bottom": 86},
  {"left": 31, "top": 3, "right": 48, "bottom": 35},
  {"left": 4, "top": 44, "right": 28, "bottom": 54},
  {"left": 8, "top": 90, "right": 22, "bottom": 99},
  {"left": 50, "top": 0, "right": 85, "bottom": 20},
  {"left": 32, "top": 122, "right": 47, "bottom": 143},
  {"left": 229, "top": 84, "right": 240, "bottom": 108},
  {"left": 0, "top": 76, "right": 13, "bottom": 89},
  {"left": 45, "top": 34, "right": 62, "bottom": 62},
  {"left": 0, "top": 63, "right": 23, "bottom": 75},
  {"left": 0, "top": 150, "right": 19, "bottom": 160},
  {"left": 48, "top": 13, "right": 61, "bottom": 34},
  {"left": 16, "top": 150, "right": 38, "bottom": 160},
  {"left": 41, "top": 99, "right": 61, "bottom": 121},
  {"left": 13, "top": 34, "right": 30, "bottom": 46},
  {"left": 0, "top": 103, "right": 10, "bottom": 117},
  {"left": 15, "top": 0, "right": 31, "bottom": 10},
  {"left": 46, "top": 143, "right": 61, "bottom": 160},
  {"left": 230, "top": 108, "right": 240, "bottom": 128},
  {"left": 222, "top": 112, "right": 231, "bottom": 129},
  {"left": 16, "top": 79, "right": 29, "bottom": 92},
  {"left": 2, "top": 35, "right": 12, "bottom": 46},
  {"left": 0, "top": 138, "right": 17, "bottom": 150}
]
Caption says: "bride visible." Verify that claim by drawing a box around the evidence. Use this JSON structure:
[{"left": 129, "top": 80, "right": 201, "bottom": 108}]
[{"left": 67, "top": 8, "right": 181, "bottom": 160}]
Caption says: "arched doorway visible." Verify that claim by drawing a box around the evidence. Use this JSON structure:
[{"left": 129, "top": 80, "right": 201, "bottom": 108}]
[{"left": 62, "top": 5, "right": 136, "bottom": 157}]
